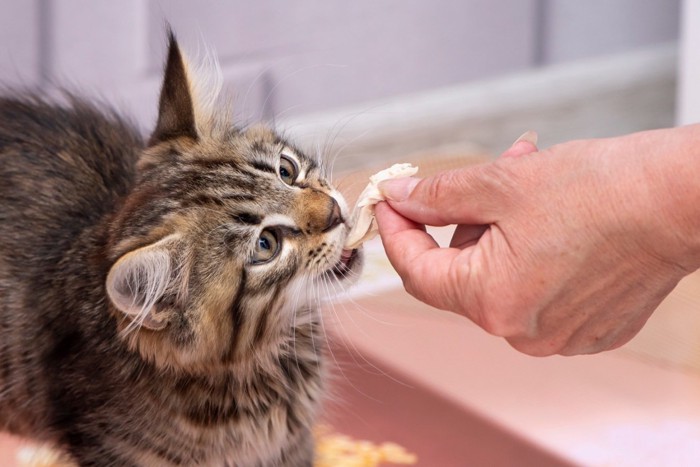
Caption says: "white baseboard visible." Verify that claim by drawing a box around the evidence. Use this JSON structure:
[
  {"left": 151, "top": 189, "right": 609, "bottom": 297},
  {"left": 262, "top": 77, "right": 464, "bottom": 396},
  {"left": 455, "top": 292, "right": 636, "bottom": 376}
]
[
  {"left": 678, "top": 0, "right": 700, "bottom": 124},
  {"left": 279, "top": 43, "right": 678, "bottom": 171}
]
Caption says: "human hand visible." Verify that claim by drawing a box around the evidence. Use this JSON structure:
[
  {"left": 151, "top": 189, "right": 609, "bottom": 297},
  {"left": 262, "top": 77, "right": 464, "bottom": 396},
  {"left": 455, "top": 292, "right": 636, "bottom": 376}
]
[{"left": 375, "top": 127, "right": 700, "bottom": 356}]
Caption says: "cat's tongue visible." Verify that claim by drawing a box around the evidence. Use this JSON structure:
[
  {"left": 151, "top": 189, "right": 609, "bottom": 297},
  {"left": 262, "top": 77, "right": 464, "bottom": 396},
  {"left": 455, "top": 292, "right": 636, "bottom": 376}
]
[
  {"left": 340, "top": 249, "right": 355, "bottom": 266},
  {"left": 330, "top": 248, "right": 358, "bottom": 278}
]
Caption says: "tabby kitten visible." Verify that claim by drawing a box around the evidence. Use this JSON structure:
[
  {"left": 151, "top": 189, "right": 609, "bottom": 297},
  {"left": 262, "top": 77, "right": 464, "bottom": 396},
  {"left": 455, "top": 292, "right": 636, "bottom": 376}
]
[{"left": 0, "top": 32, "right": 362, "bottom": 466}]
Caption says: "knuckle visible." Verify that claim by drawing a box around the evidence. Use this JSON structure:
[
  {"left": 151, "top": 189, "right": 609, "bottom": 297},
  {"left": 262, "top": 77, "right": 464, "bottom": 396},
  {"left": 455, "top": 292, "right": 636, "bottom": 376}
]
[
  {"left": 422, "top": 172, "right": 455, "bottom": 211},
  {"left": 488, "top": 158, "right": 520, "bottom": 188},
  {"left": 425, "top": 170, "right": 471, "bottom": 201},
  {"left": 401, "top": 272, "right": 426, "bottom": 303},
  {"left": 402, "top": 276, "right": 418, "bottom": 297}
]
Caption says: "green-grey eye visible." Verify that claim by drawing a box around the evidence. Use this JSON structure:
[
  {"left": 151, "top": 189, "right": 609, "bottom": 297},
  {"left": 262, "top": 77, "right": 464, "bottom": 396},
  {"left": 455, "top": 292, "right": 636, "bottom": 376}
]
[
  {"left": 252, "top": 229, "right": 280, "bottom": 264},
  {"left": 279, "top": 155, "right": 298, "bottom": 185}
]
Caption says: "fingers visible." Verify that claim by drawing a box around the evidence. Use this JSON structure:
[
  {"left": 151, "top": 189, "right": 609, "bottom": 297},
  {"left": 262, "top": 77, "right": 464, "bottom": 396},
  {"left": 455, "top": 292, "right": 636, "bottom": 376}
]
[
  {"left": 501, "top": 131, "right": 538, "bottom": 158},
  {"left": 375, "top": 202, "right": 437, "bottom": 269},
  {"left": 377, "top": 131, "right": 538, "bottom": 227},
  {"left": 449, "top": 224, "right": 488, "bottom": 248},
  {"left": 375, "top": 202, "right": 471, "bottom": 312},
  {"left": 378, "top": 164, "right": 503, "bottom": 227}
]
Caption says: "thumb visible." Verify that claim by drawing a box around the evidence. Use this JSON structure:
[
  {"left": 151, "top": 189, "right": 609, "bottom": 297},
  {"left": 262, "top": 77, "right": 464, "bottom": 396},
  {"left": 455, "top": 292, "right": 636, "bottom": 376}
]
[
  {"left": 379, "top": 131, "right": 537, "bottom": 226},
  {"left": 379, "top": 163, "right": 507, "bottom": 226},
  {"left": 501, "top": 131, "right": 538, "bottom": 158}
]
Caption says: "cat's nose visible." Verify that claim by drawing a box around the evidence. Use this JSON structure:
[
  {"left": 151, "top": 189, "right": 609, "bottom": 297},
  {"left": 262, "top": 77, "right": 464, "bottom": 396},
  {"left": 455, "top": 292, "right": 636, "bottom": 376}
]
[
  {"left": 323, "top": 197, "right": 343, "bottom": 232},
  {"left": 296, "top": 189, "right": 344, "bottom": 233}
]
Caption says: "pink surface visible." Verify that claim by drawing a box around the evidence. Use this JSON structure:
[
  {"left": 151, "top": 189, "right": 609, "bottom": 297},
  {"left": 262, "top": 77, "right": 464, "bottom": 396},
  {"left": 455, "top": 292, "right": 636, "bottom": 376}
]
[
  {"left": 0, "top": 436, "right": 22, "bottom": 466},
  {"left": 323, "top": 345, "right": 573, "bottom": 466},
  {"left": 325, "top": 287, "right": 700, "bottom": 465}
]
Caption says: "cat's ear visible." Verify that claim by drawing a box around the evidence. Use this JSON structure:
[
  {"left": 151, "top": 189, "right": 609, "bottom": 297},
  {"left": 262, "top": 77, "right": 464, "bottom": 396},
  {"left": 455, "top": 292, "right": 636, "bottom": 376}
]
[
  {"left": 148, "top": 31, "right": 198, "bottom": 146},
  {"left": 106, "top": 235, "right": 182, "bottom": 331}
]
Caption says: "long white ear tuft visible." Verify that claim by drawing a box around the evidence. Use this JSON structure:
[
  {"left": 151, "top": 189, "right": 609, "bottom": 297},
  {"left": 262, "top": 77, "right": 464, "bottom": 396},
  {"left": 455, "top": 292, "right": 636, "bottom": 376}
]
[
  {"left": 185, "top": 37, "right": 224, "bottom": 134},
  {"left": 106, "top": 236, "right": 178, "bottom": 332}
]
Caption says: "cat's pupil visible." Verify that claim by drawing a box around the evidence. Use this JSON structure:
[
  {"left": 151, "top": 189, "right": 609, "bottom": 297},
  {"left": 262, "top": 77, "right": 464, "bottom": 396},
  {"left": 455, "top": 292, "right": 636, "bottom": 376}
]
[
  {"left": 252, "top": 229, "right": 279, "bottom": 263},
  {"left": 279, "top": 155, "right": 297, "bottom": 185}
]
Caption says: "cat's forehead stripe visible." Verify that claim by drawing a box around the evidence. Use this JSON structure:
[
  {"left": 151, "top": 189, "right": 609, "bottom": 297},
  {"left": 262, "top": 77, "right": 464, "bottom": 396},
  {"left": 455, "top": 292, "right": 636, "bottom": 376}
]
[
  {"left": 249, "top": 159, "right": 276, "bottom": 174},
  {"left": 229, "top": 212, "right": 261, "bottom": 226},
  {"left": 262, "top": 214, "right": 296, "bottom": 229}
]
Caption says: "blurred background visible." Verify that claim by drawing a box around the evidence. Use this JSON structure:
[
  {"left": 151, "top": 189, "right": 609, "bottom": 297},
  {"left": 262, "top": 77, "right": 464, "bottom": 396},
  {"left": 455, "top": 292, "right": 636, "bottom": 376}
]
[
  {"left": 0, "top": 0, "right": 694, "bottom": 169},
  {"left": 2, "top": 1, "right": 700, "bottom": 466}
]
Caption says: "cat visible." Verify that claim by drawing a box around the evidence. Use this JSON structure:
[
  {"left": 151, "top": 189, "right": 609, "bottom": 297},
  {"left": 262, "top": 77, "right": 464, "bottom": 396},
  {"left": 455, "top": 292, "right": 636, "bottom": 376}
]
[{"left": 0, "top": 31, "right": 362, "bottom": 466}]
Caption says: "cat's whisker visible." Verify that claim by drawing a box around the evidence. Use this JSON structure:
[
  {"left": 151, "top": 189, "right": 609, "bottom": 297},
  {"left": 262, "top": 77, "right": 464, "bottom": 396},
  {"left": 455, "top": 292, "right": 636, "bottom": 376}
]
[
  {"left": 329, "top": 126, "right": 382, "bottom": 175},
  {"left": 330, "top": 297, "right": 415, "bottom": 390},
  {"left": 330, "top": 264, "right": 407, "bottom": 326},
  {"left": 325, "top": 286, "right": 402, "bottom": 400},
  {"left": 315, "top": 276, "right": 371, "bottom": 400},
  {"left": 318, "top": 104, "right": 389, "bottom": 175},
  {"left": 238, "top": 63, "right": 275, "bottom": 123},
  {"left": 314, "top": 140, "right": 329, "bottom": 183},
  {"left": 317, "top": 265, "right": 416, "bottom": 390},
  {"left": 271, "top": 105, "right": 307, "bottom": 125}
]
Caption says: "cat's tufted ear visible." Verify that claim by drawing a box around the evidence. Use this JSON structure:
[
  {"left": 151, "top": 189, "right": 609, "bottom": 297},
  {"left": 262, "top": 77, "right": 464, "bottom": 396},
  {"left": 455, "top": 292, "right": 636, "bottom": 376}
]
[
  {"left": 106, "top": 235, "right": 184, "bottom": 331},
  {"left": 148, "top": 31, "right": 198, "bottom": 146}
]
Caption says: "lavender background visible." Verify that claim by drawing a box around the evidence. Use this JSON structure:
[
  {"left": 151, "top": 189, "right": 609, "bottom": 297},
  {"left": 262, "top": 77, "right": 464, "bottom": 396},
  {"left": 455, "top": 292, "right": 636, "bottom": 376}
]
[{"left": 0, "top": 1, "right": 680, "bottom": 131}]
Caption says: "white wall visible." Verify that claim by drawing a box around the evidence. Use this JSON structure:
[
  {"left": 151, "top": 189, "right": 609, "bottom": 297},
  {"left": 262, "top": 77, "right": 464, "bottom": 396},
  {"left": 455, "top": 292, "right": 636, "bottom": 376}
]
[
  {"left": 154, "top": 0, "right": 539, "bottom": 117},
  {"left": 0, "top": 0, "right": 41, "bottom": 88},
  {"left": 0, "top": 1, "right": 680, "bottom": 130},
  {"left": 539, "top": 0, "right": 679, "bottom": 64},
  {"left": 678, "top": 0, "right": 700, "bottom": 124}
]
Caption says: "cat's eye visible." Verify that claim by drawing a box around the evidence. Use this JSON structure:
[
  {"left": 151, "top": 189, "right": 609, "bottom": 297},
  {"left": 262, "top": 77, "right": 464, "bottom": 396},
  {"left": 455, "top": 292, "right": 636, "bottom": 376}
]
[
  {"left": 279, "top": 155, "right": 298, "bottom": 185},
  {"left": 252, "top": 229, "right": 280, "bottom": 264}
]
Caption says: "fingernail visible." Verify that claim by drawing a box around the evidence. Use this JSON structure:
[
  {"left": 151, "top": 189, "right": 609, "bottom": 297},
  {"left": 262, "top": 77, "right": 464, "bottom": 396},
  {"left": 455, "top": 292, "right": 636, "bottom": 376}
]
[
  {"left": 378, "top": 177, "right": 420, "bottom": 202},
  {"left": 513, "top": 130, "right": 538, "bottom": 146}
]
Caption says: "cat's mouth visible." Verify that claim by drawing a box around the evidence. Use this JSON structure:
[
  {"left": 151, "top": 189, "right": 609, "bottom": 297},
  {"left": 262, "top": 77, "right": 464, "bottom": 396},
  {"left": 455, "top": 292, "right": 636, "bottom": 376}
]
[{"left": 328, "top": 248, "right": 360, "bottom": 279}]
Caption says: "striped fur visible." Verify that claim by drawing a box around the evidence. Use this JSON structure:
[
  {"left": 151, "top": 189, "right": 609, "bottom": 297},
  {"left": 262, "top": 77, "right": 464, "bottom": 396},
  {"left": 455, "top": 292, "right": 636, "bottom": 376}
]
[{"left": 0, "top": 33, "right": 361, "bottom": 466}]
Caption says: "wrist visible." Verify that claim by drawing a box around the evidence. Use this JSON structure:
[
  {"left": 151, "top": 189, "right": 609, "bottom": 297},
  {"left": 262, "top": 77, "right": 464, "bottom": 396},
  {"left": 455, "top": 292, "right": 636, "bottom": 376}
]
[{"left": 643, "top": 125, "right": 700, "bottom": 271}]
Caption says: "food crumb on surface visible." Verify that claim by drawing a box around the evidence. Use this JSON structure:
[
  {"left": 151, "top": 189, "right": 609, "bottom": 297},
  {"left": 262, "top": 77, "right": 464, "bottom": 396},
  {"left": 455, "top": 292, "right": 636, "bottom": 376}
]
[{"left": 315, "top": 426, "right": 417, "bottom": 466}]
